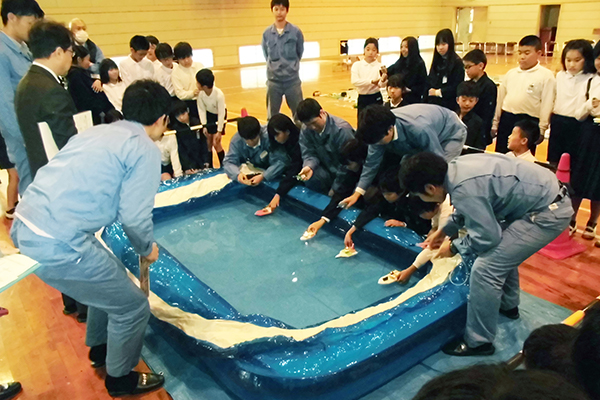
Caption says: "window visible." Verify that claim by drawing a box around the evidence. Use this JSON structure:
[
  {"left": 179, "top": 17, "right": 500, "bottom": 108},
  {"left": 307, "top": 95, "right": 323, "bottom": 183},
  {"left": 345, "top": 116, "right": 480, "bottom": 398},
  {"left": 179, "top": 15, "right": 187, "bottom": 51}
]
[
  {"left": 379, "top": 36, "right": 401, "bottom": 53},
  {"left": 193, "top": 49, "right": 214, "bottom": 68}
]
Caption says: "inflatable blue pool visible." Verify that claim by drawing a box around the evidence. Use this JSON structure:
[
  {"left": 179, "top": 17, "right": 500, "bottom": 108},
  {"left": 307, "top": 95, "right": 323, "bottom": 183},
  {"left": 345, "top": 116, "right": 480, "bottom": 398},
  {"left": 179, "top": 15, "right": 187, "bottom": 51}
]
[{"left": 101, "top": 171, "right": 470, "bottom": 400}]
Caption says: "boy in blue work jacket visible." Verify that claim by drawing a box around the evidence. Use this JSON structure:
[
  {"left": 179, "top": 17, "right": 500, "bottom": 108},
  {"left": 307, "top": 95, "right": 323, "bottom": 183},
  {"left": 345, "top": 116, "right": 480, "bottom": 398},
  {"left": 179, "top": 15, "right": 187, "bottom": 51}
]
[
  {"left": 296, "top": 98, "right": 356, "bottom": 195},
  {"left": 11, "top": 80, "right": 171, "bottom": 396},
  {"left": 223, "top": 116, "right": 286, "bottom": 186},
  {"left": 341, "top": 104, "right": 467, "bottom": 209},
  {"left": 400, "top": 152, "right": 572, "bottom": 356},
  {"left": 261, "top": 0, "right": 304, "bottom": 119}
]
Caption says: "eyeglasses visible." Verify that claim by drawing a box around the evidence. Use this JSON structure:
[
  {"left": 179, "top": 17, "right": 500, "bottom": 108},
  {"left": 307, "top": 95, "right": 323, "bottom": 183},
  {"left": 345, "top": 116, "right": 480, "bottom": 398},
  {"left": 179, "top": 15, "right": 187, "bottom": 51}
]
[{"left": 65, "top": 48, "right": 74, "bottom": 55}]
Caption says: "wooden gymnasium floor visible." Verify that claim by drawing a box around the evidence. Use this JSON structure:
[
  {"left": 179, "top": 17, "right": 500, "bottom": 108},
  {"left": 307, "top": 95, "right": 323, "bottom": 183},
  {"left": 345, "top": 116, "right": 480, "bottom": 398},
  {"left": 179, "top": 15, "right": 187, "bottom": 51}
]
[{"left": 0, "top": 52, "right": 599, "bottom": 400}]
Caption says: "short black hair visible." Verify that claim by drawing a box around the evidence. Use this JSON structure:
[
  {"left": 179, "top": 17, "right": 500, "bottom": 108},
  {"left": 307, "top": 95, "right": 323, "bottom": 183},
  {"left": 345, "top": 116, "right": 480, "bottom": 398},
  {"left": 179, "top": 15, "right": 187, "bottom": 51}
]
[
  {"left": 195, "top": 68, "right": 214, "bottom": 88},
  {"left": 364, "top": 37, "right": 378, "bottom": 51},
  {"left": 122, "top": 80, "right": 172, "bottom": 126},
  {"left": 457, "top": 80, "right": 480, "bottom": 98},
  {"left": 170, "top": 99, "right": 188, "bottom": 119},
  {"left": 561, "top": 39, "right": 596, "bottom": 74},
  {"left": 173, "top": 42, "right": 193, "bottom": 60},
  {"left": 386, "top": 74, "right": 405, "bottom": 90},
  {"left": 399, "top": 152, "right": 448, "bottom": 195},
  {"left": 523, "top": 324, "right": 578, "bottom": 382},
  {"left": 104, "top": 109, "right": 123, "bottom": 124},
  {"left": 129, "top": 35, "right": 149, "bottom": 51},
  {"left": 514, "top": 119, "right": 540, "bottom": 151},
  {"left": 28, "top": 20, "right": 72, "bottom": 60},
  {"left": 270, "top": 0, "right": 289, "bottom": 10},
  {"left": 356, "top": 104, "right": 396, "bottom": 145},
  {"left": 267, "top": 113, "right": 298, "bottom": 140},
  {"left": 99, "top": 58, "right": 120, "bottom": 84},
  {"left": 573, "top": 305, "right": 600, "bottom": 400},
  {"left": 155, "top": 42, "right": 173, "bottom": 60},
  {"left": 519, "top": 35, "right": 542, "bottom": 51},
  {"left": 413, "top": 364, "right": 589, "bottom": 400},
  {"left": 296, "top": 98, "right": 322, "bottom": 123},
  {"left": 237, "top": 116, "right": 261, "bottom": 140},
  {"left": 463, "top": 48, "right": 487, "bottom": 67},
  {"left": 379, "top": 166, "right": 402, "bottom": 194},
  {"left": 72, "top": 44, "right": 89, "bottom": 64},
  {"left": 145, "top": 35, "right": 159, "bottom": 46},
  {"left": 412, "top": 197, "right": 439, "bottom": 215},
  {"left": 1, "top": 0, "right": 43, "bottom": 25}
]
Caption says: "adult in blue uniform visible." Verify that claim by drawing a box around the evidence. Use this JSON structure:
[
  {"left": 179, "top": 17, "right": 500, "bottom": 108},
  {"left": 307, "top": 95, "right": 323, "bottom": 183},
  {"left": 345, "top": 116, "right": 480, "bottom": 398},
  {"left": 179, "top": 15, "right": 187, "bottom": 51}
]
[
  {"left": 0, "top": 0, "right": 44, "bottom": 194},
  {"left": 341, "top": 103, "right": 466, "bottom": 208},
  {"left": 11, "top": 80, "right": 171, "bottom": 396},
  {"left": 296, "top": 98, "right": 355, "bottom": 194},
  {"left": 400, "top": 152, "right": 572, "bottom": 356},
  {"left": 223, "top": 115, "right": 286, "bottom": 186}
]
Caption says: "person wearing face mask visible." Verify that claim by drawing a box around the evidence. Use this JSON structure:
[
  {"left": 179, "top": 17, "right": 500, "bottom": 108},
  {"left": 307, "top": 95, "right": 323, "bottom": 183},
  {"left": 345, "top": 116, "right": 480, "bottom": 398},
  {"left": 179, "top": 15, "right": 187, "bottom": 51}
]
[
  {"left": 67, "top": 46, "right": 114, "bottom": 125},
  {"left": 427, "top": 29, "right": 465, "bottom": 111},
  {"left": 68, "top": 18, "right": 104, "bottom": 77}
]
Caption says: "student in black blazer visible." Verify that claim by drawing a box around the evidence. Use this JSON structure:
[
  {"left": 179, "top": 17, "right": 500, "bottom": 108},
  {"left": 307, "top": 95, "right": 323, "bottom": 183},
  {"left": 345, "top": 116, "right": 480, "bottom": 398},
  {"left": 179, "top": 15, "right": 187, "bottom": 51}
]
[
  {"left": 14, "top": 21, "right": 86, "bottom": 321},
  {"left": 427, "top": 29, "right": 465, "bottom": 111},
  {"left": 383, "top": 36, "right": 428, "bottom": 104},
  {"left": 67, "top": 46, "right": 114, "bottom": 125},
  {"left": 15, "top": 21, "right": 78, "bottom": 181}
]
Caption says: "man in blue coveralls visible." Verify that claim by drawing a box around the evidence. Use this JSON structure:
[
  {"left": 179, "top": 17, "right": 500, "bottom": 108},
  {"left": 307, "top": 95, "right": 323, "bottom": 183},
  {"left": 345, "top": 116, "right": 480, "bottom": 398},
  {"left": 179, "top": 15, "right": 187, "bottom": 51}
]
[
  {"left": 11, "top": 80, "right": 171, "bottom": 396},
  {"left": 0, "top": 0, "right": 44, "bottom": 194},
  {"left": 339, "top": 103, "right": 467, "bottom": 209},
  {"left": 261, "top": 0, "right": 304, "bottom": 119},
  {"left": 399, "top": 152, "right": 572, "bottom": 356}
]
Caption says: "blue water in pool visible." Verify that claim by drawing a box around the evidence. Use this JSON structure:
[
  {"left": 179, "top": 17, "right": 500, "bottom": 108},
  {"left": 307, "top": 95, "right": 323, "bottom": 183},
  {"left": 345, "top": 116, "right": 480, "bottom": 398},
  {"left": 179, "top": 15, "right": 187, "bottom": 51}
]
[{"left": 153, "top": 194, "right": 420, "bottom": 328}]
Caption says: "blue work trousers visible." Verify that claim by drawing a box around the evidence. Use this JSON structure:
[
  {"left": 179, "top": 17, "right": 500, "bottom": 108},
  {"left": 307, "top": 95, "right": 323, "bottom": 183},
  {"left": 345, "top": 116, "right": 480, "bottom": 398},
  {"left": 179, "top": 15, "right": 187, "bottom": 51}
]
[
  {"left": 11, "top": 219, "right": 151, "bottom": 377},
  {"left": 464, "top": 195, "right": 572, "bottom": 347}
]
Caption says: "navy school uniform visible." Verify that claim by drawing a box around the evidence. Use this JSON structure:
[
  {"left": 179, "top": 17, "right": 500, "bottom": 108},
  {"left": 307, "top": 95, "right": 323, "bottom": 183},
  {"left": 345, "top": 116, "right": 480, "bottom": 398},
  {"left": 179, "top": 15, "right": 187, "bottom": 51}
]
[
  {"left": 170, "top": 119, "right": 210, "bottom": 171},
  {"left": 462, "top": 110, "right": 486, "bottom": 150},
  {"left": 471, "top": 73, "right": 497, "bottom": 146}
]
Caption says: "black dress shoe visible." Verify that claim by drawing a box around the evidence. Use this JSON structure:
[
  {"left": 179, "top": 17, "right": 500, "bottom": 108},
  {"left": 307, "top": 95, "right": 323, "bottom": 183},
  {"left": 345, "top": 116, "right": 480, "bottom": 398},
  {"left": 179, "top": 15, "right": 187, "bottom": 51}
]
[
  {"left": 89, "top": 343, "right": 107, "bottom": 368},
  {"left": 76, "top": 313, "right": 87, "bottom": 323},
  {"left": 0, "top": 381, "right": 22, "bottom": 400},
  {"left": 442, "top": 338, "right": 495, "bottom": 356},
  {"left": 63, "top": 306, "right": 77, "bottom": 315},
  {"left": 499, "top": 307, "right": 520, "bottom": 320},
  {"left": 106, "top": 372, "right": 165, "bottom": 397}
]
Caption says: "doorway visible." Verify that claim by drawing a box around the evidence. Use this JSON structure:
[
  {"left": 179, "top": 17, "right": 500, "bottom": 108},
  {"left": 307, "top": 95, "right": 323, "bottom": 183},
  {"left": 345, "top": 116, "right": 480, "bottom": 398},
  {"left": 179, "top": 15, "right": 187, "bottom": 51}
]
[{"left": 540, "top": 5, "right": 560, "bottom": 55}]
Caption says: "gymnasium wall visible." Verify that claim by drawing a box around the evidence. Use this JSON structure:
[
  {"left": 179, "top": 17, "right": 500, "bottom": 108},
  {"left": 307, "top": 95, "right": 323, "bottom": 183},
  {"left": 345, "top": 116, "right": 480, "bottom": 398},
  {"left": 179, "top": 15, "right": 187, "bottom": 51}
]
[
  {"left": 447, "top": 0, "right": 600, "bottom": 47},
  {"left": 36, "top": 0, "right": 449, "bottom": 68}
]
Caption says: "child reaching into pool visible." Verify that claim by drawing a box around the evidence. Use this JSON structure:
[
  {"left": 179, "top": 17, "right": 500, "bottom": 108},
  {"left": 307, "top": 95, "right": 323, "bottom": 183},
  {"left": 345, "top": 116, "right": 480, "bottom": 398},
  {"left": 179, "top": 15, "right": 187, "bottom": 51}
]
[
  {"left": 378, "top": 195, "right": 452, "bottom": 284},
  {"left": 302, "top": 139, "right": 368, "bottom": 239},
  {"left": 344, "top": 167, "right": 431, "bottom": 248},
  {"left": 256, "top": 114, "right": 302, "bottom": 216}
]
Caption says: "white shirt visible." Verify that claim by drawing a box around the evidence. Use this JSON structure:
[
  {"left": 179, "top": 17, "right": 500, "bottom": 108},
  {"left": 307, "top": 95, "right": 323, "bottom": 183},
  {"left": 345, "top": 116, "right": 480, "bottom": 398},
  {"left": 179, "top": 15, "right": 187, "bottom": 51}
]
[
  {"left": 506, "top": 150, "right": 537, "bottom": 163},
  {"left": 493, "top": 62, "right": 556, "bottom": 135},
  {"left": 154, "top": 64, "right": 176, "bottom": 97},
  {"left": 197, "top": 86, "right": 226, "bottom": 131},
  {"left": 119, "top": 56, "right": 155, "bottom": 87},
  {"left": 553, "top": 70, "right": 594, "bottom": 118},
  {"left": 103, "top": 81, "right": 127, "bottom": 111},
  {"left": 32, "top": 61, "right": 61, "bottom": 84},
  {"left": 155, "top": 134, "right": 182, "bottom": 177},
  {"left": 351, "top": 58, "right": 384, "bottom": 95},
  {"left": 575, "top": 74, "right": 600, "bottom": 120},
  {"left": 171, "top": 62, "right": 204, "bottom": 100}
]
